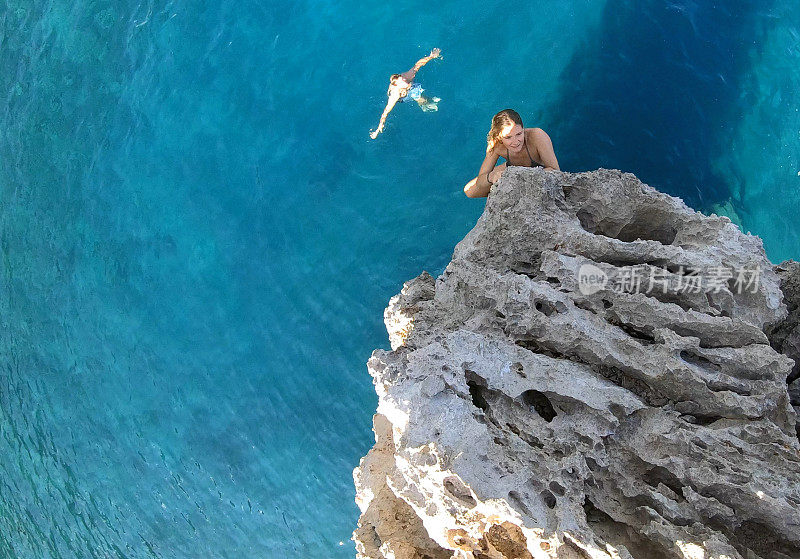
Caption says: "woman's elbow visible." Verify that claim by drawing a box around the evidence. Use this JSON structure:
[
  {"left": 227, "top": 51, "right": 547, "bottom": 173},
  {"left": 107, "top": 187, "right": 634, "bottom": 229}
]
[{"left": 463, "top": 185, "right": 487, "bottom": 198}]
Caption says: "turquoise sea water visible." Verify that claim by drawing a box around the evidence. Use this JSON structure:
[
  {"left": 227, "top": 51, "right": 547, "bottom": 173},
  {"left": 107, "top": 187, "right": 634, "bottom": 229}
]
[{"left": 1, "top": 1, "right": 798, "bottom": 557}]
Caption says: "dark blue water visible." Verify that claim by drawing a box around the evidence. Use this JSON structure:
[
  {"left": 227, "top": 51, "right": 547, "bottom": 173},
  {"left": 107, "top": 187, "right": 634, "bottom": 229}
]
[{"left": 1, "top": 1, "right": 798, "bottom": 557}]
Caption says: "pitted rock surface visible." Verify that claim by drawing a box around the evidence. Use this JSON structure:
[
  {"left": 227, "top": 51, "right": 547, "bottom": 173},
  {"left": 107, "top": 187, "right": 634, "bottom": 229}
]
[
  {"left": 768, "top": 260, "right": 800, "bottom": 439},
  {"left": 353, "top": 168, "right": 800, "bottom": 559}
]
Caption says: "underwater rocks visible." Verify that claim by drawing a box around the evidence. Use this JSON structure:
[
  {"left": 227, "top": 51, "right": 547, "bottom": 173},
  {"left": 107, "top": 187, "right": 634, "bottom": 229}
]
[{"left": 353, "top": 168, "right": 800, "bottom": 559}]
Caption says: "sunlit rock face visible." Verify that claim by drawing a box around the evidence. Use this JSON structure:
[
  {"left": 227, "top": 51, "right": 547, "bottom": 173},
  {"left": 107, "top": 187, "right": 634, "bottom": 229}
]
[{"left": 353, "top": 167, "right": 800, "bottom": 559}]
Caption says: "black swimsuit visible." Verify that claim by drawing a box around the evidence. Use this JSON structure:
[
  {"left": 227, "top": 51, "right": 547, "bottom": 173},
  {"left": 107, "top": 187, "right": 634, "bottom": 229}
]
[{"left": 505, "top": 138, "right": 543, "bottom": 168}]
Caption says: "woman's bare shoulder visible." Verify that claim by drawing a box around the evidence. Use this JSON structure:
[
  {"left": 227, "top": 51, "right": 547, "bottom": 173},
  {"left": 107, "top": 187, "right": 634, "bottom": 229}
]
[
  {"left": 527, "top": 128, "right": 553, "bottom": 149},
  {"left": 487, "top": 142, "right": 505, "bottom": 157},
  {"left": 528, "top": 127, "right": 551, "bottom": 139}
]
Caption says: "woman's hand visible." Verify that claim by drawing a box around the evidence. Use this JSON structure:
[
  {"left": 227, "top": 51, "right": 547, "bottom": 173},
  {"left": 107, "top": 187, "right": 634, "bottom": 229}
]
[
  {"left": 369, "top": 126, "right": 382, "bottom": 139},
  {"left": 430, "top": 48, "right": 441, "bottom": 58},
  {"left": 487, "top": 167, "right": 503, "bottom": 184}
]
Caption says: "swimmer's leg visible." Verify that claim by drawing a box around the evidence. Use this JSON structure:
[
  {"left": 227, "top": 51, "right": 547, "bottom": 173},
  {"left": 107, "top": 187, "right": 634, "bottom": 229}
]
[{"left": 415, "top": 95, "right": 439, "bottom": 112}]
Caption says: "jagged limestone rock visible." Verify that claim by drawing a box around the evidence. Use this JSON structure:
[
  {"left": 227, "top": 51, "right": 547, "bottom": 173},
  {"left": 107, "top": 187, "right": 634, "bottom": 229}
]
[
  {"left": 353, "top": 168, "right": 800, "bottom": 559},
  {"left": 768, "top": 260, "right": 800, "bottom": 439},
  {"left": 769, "top": 260, "right": 800, "bottom": 383}
]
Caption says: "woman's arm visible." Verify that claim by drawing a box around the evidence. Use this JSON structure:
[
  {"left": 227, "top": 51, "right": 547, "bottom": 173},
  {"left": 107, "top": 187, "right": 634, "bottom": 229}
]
[
  {"left": 414, "top": 48, "right": 441, "bottom": 70},
  {"left": 400, "top": 48, "right": 441, "bottom": 82},
  {"left": 463, "top": 151, "right": 502, "bottom": 198},
  {"left": 530, "top": 128, "right": 560, "bottom": 170},
  {"left": 370, "top": 93, "right": 401, "bottom": 139}
]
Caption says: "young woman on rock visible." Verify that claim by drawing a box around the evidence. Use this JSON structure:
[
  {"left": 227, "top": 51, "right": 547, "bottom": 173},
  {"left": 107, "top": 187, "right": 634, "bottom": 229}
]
[{"left": 463, "top": 109, "right": 560, "bottom": 198}]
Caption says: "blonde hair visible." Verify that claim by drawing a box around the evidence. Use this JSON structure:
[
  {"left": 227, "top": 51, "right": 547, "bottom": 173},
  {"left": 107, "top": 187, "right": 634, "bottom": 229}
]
[{"left": 486, "top": 109, "right": 523, "bottom": 153}]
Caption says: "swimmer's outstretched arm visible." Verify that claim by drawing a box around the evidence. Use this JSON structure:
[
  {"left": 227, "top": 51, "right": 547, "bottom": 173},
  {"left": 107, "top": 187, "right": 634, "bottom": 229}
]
[
  {"left": 370, "top": 93, "right": 401, "bottom": 139},
  {"left": 400, "top": 48, "right": 441, "bottom": 82},
  {"left": 464, "top": 151, "right": 503, "bottom": 198}
]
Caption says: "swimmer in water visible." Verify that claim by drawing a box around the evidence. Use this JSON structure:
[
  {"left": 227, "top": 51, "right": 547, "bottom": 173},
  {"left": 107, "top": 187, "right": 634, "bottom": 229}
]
[
  {"left": 463, "top": 109, "right": 560, "bottom": 198},
  {"left": 370, "top": 48, "right": 441, "bottom": 139}
]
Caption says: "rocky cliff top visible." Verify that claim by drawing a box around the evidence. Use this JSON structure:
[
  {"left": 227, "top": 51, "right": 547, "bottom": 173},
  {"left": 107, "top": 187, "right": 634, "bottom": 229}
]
[{"left": 353, "top": 168, "right": 800, "bottom": 559}]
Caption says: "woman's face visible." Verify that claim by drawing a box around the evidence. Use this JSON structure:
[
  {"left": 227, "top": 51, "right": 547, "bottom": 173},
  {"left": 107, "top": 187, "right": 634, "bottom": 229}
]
[{"left": 500, "top": 123, "right": 524, "bottom": 152}]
